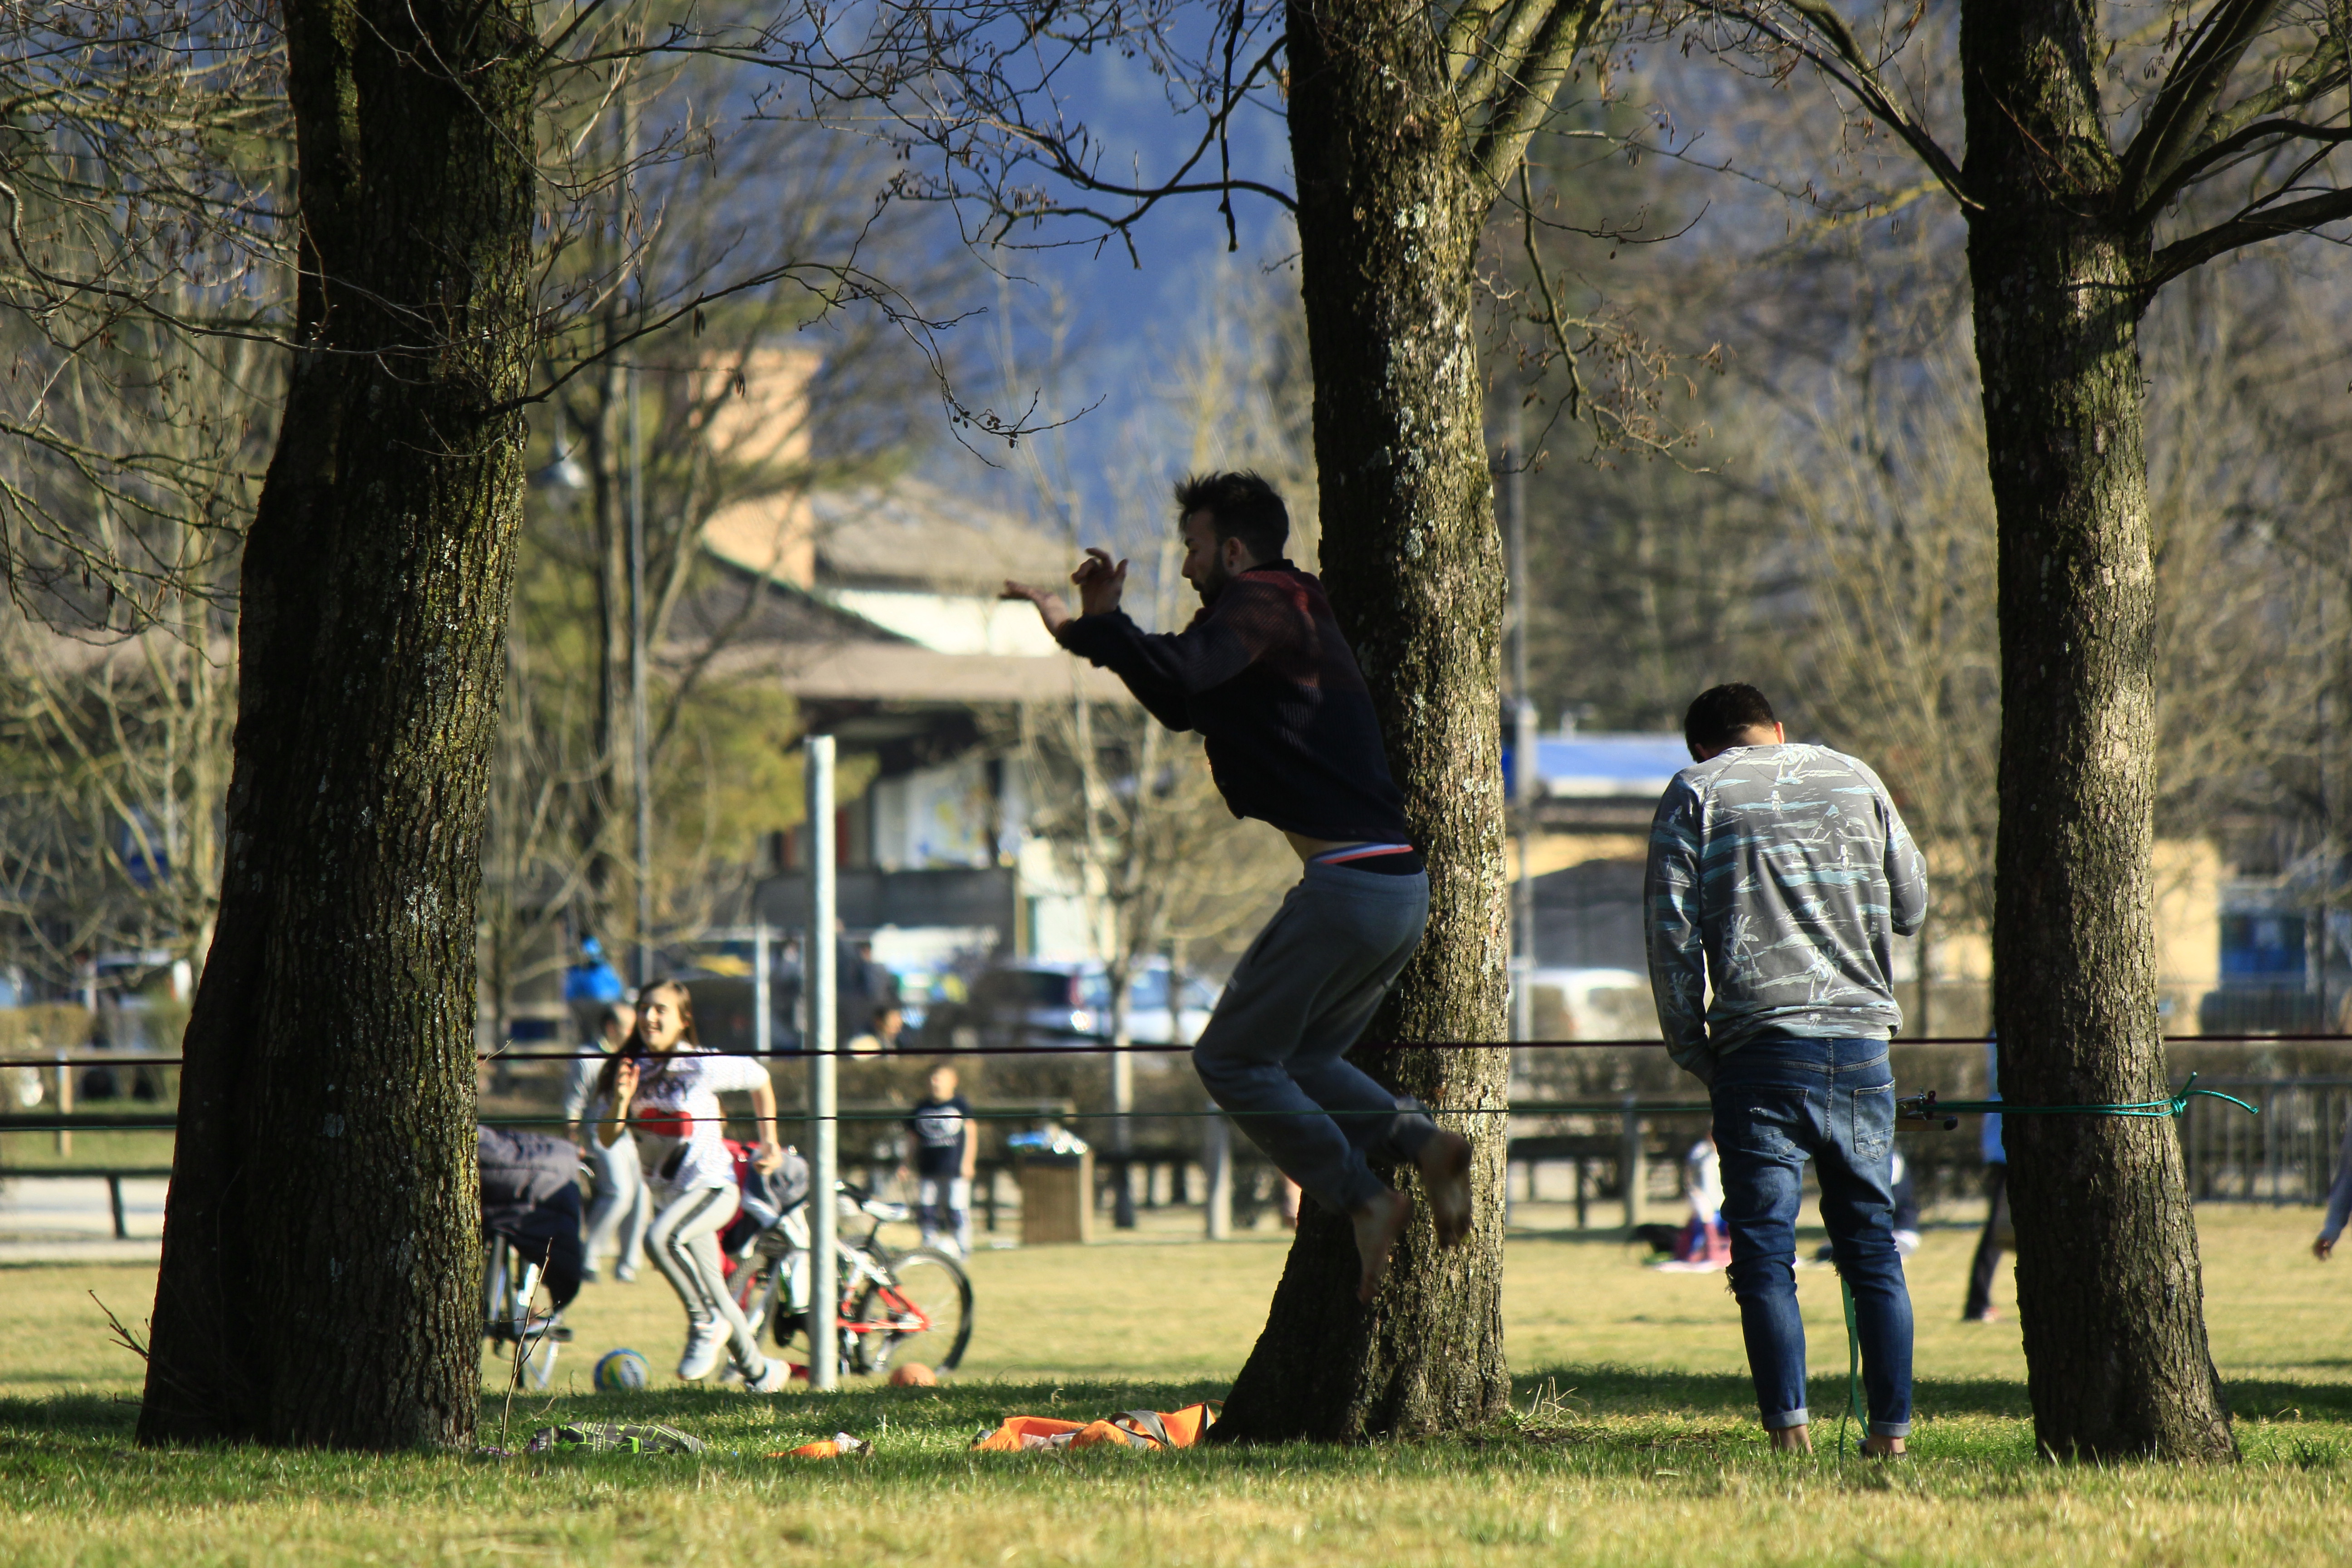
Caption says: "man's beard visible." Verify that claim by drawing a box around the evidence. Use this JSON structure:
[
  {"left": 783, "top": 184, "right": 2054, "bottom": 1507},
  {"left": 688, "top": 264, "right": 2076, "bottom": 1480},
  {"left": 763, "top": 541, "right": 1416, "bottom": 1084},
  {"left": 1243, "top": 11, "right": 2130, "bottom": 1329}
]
[{"left": 1193, "top": 557, "right": 1231, "bottom": 604}]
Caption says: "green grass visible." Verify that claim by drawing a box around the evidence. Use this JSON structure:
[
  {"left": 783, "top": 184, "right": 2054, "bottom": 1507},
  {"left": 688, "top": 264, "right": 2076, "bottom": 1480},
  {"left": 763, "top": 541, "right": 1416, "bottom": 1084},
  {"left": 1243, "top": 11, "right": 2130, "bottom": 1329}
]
[
  {"left": 0, "top": 1129, "right": 178, "bottom": 1171},
  {"left": 5, "top": 1206, "right": 2352, "bottom": 1564}
]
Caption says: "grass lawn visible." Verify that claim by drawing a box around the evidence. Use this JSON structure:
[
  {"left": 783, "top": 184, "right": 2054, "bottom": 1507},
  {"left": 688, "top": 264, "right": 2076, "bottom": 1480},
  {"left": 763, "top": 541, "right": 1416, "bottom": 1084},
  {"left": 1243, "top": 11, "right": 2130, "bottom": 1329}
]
[{"left": 4, "top": 1205, "right": 2351, "bottom": 1563}]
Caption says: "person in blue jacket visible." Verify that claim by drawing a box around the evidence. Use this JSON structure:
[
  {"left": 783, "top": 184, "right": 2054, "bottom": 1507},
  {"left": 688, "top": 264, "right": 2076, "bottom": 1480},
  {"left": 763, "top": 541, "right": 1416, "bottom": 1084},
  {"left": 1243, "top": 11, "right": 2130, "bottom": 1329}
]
[{"left": 1963, "top": 1035, "right": 2007, "bottom": 1321}]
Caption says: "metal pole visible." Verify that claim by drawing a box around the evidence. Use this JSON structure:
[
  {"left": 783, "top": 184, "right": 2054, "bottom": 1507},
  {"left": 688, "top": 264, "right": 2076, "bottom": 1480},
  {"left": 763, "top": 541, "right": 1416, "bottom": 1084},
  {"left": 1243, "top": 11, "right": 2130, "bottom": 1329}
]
[
  {"left": 753, "top": 914, "right": 772, "bottom": 1059},
  {"left": 628, "top": 364, "right": 650, "bottom": 986},
  {"left": 805, "top": 736, "right": 839, "bottom": 1391},
  {"left": 1203, "top": 1111, "right": 1232, "bottom": 1240},
  {"left": 620, "top": 89, "right": 652, "bottom": 990},
  {"left": 1508, "top": 401, "right": 1537, "bottom": 1044},
  {"left": 1620, "top": 1094, "right": 1641, "bottom": 1232},
  {"left": 54, "top": 1048, "right": 70, "bottom": 1157},
  {"left": 1514, "top": 698, "right": 1537, "bottom": 1042}
]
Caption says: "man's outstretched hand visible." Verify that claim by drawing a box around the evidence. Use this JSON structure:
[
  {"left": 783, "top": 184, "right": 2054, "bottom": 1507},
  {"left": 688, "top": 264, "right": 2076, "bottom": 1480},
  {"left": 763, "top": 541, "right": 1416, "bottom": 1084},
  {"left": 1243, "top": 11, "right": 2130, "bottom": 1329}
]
[{"left": 1003, "top": 548, "right": 1127, "bottom": 637}]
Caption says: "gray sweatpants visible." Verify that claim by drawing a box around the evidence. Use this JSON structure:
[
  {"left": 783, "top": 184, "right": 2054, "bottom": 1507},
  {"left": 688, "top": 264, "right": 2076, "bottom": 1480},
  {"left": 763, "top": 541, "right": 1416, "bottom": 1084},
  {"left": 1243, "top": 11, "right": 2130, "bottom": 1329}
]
[
  {"left": 1192, "top": 859, "right": 1436, "bottom": 1214},
  {"left": 584, "top": 1129, "right": 649, "bottom": 1277},
  {"left": 647, "top": 1182, "right": 764, "bottom": 1375}
]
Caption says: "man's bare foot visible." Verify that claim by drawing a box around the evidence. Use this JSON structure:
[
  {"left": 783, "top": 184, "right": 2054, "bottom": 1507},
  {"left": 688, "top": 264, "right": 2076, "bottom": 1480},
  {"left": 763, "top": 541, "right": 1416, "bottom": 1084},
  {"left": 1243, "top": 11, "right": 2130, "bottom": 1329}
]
[
  {"left": 1416, "top": 1130, "right": 1474, "bottom": 1248},
  {"left": 1351, "top": 1188, "right": 1414, "bottom": 1303},
  {"left": 1768, "top": 1423, "right": 1813, "bottom": 1454},
  {"left": 1862, "top": 1434, "right": 1907, "bottom": 1459}
]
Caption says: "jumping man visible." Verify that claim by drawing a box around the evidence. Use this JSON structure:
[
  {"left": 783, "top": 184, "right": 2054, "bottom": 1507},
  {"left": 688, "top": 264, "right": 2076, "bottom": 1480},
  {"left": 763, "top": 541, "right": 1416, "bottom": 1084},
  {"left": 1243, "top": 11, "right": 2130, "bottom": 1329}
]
[{"left": 1004, "top": 471, "right": 1473, "bottom": 1301}]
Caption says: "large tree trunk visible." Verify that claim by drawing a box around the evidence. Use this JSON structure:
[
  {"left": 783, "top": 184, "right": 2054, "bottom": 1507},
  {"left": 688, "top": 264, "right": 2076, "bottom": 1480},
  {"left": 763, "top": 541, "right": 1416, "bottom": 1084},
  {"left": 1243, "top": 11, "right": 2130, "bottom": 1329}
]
[
  {"left": 1215, "top": 0, "right": 1512, "bottom": 1442},
  {"left": 1961, "top": 0, "right": 2235, "bottom": 1462},
  {"left": 140, "top": 0, "right": 537, "bottom": 1449}
]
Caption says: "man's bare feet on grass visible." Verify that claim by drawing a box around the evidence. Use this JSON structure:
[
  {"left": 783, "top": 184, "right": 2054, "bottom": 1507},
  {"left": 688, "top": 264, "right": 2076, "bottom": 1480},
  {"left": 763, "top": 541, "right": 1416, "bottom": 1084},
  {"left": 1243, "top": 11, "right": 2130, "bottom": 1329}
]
[
  {"left": 1351, "top": 1187, "right": 1414, "bottom": 1303},
  {"left": 1862, "top": 1435, "right": 1907, "bottom": 1459},
  {"left": 1415, "top": 1130, "right": 1474, "bottom": 1248},
  {"left": 1769, "top": 1424, "right": 1814, "bottom": 1454}
]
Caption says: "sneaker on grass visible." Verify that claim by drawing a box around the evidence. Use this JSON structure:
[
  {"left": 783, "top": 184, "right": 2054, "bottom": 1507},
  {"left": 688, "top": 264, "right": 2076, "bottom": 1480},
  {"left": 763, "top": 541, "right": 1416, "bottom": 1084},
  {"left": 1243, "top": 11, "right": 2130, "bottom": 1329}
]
[
  {"left": 677, "top": 1321, "right": 726, "bottom": 1381},
  {"left": 744, "top": 1358, "right": 794, "bottom": 1394}
]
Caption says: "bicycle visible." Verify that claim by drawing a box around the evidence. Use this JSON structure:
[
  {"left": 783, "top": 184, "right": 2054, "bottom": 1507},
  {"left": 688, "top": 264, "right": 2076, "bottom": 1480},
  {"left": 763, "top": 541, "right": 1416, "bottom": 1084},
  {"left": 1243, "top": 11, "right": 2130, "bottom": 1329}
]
[
  {"left": 728, "top": 1178, "right": 974, "bottom": 1377},
  {"left": 483, "top": 1230, "right": 571, "bottom": 1389}
]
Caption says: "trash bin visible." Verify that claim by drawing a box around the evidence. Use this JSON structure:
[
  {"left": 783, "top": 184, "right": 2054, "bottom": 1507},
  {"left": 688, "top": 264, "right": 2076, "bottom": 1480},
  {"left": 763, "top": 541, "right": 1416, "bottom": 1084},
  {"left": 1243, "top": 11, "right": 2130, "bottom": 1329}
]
[{"left": 1018, "top": 1150, "right": 1094, "bottom": 1245}]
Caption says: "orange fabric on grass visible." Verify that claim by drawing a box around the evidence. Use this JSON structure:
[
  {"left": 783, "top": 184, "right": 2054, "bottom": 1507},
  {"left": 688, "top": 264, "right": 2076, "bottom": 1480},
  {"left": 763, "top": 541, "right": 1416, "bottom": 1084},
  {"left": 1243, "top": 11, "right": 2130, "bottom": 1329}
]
[{"left": 970, "top": 1404, "right": 1218, "bottom": 1453}]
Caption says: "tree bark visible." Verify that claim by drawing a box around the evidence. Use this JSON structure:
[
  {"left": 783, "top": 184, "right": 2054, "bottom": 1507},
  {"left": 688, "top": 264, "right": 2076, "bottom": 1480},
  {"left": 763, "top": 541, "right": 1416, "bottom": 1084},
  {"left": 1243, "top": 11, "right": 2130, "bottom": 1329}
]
[
  {"left": 1215, "top": 0, "right": 1512, "bottom": 1441},
  {"left": 1961, "top": 0, "right": 2235, "bottom": 1461},
  {"left": 140, "top": 0, "right": 537, "bottom": 1449}
]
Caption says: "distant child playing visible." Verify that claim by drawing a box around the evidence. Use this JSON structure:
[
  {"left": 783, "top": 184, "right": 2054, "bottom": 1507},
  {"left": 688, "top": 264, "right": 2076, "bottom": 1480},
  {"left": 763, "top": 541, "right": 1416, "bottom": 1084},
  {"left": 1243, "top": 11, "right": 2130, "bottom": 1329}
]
[{"left": 904, "top": 1063, "right": 978, "bottom": 1256}]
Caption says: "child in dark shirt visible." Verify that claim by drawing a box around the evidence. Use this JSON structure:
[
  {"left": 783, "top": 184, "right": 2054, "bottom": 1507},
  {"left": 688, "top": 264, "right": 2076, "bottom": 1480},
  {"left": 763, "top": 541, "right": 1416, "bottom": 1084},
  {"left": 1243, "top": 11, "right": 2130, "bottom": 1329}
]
[{"left": 904, "top": 1063, "right": 977, "bottom": 1257}]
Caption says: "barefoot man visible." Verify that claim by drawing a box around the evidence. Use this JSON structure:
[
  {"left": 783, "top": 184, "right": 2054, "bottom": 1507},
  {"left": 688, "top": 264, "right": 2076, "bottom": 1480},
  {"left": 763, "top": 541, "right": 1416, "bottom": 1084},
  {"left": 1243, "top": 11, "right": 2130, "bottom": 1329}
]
[{"left": 1004, "top": 471, "right": 1473, "bottom": 1300}]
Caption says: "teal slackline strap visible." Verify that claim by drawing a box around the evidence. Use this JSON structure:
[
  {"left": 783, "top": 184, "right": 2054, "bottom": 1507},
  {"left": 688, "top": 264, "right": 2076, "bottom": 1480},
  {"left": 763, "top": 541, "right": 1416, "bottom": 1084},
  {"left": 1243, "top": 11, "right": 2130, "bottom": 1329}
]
[{"left": 1898, "top": 1071, "right": 2259, "bottom": 1128}]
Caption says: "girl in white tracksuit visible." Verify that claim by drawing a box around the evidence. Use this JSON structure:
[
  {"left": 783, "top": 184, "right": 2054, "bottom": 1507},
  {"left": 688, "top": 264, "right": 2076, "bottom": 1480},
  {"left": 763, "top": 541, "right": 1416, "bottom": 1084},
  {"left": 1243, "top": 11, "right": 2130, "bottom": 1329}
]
[{"left": 594, "top": 980, "right": 789, "bottom": 1389}]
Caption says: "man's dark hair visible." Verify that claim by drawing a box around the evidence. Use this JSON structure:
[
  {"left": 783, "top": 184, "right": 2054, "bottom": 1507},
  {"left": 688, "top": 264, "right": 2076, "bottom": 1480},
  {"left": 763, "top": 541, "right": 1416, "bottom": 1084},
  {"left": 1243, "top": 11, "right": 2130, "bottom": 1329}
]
[
  {"left": 1175, "top": 471, "right": 1289, "bottom": 564},
  {"left": 1684, "top": 684, "right": 1778, "bottom": 753}
]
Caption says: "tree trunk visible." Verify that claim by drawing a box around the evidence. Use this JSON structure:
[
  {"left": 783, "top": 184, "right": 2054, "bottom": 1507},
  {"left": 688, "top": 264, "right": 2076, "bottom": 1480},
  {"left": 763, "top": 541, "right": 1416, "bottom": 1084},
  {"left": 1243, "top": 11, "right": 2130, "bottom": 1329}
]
[
  {"left": 1961, "top": 0, "right": 2235, "bottom": 1462},
  {"left": 1215, "top": 0, "right": 1511, "bottom": 1442},
  {"left": 140, "top": 0, "right": 537, "bottom": 1450}
]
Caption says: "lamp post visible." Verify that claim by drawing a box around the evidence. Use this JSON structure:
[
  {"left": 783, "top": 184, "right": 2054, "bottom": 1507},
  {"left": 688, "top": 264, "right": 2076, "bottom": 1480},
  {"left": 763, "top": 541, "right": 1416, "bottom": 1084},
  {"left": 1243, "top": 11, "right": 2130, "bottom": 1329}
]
[{"left": 1507, "top": 402, "right": 1536, "bottom": 1044}]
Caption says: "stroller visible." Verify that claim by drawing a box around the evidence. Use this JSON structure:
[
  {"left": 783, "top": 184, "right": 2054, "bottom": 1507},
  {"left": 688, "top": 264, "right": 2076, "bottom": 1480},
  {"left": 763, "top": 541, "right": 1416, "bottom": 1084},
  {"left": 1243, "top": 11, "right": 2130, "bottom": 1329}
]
[
  {"left": 714, "top": 1140, "right": 975, "bottom": 1377},
  {"left": 478, "top": 1126, "right": 584, "bottom": 1389}
]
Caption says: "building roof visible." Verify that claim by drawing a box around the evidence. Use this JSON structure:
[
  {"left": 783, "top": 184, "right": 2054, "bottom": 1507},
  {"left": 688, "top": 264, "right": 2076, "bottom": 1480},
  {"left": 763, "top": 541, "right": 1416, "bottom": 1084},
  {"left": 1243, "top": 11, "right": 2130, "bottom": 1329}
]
[
  {"left": 700, "top": 475, "right": 1076, "bottom": 597},
  {"left": 710, "top": 638, "right": 1129, "bottom": 707},
  {"left": 811, "top": 478, "right": 1073, "bottom": 592}
]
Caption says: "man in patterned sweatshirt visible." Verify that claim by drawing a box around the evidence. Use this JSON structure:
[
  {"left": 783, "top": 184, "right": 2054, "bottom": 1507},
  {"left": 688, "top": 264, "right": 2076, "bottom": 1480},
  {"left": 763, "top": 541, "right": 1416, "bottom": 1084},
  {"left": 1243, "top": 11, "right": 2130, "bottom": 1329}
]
[{"left": 1644, "top": 683, "right": 1928, "bottom": 1457}]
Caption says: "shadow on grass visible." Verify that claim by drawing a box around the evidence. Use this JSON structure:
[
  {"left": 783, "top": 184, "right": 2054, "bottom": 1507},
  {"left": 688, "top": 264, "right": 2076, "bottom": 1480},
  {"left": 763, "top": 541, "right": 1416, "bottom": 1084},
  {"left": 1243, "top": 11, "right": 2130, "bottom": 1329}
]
[
  {"left": 1512, "top": 1363, "right": 2035, "bottom": 1421},
  {"left": 5, "top": 1365, "right": 2345, "bottom": 1476}
]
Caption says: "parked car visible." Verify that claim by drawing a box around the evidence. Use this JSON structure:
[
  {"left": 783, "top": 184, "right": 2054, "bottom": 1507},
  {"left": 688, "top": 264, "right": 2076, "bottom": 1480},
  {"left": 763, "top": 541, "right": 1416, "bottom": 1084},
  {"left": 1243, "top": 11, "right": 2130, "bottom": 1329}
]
[{"left": 927, "top": 959, "right": 1221, "bottom": 1051}]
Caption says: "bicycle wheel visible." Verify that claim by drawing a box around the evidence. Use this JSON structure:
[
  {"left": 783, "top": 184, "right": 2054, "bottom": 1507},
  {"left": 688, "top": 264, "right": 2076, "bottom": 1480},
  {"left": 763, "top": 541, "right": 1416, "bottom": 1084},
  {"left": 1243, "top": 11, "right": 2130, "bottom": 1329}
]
[{"left": 850, "top": 1246, "right": 973, "bottom": 1375}]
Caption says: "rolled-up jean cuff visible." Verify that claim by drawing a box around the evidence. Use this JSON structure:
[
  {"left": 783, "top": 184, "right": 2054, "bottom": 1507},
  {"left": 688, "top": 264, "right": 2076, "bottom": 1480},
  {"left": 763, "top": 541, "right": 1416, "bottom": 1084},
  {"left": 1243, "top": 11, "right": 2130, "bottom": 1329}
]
[
  {"left": 1762, "top": 1408, "right": 1809, "bottom": 1431},
  {"left": 1869, "top": 1420, "right": 1911, "bottom": 1439},
  {"left": 1391, "top": 1108, "right": 1439, "bottom": 1159}
]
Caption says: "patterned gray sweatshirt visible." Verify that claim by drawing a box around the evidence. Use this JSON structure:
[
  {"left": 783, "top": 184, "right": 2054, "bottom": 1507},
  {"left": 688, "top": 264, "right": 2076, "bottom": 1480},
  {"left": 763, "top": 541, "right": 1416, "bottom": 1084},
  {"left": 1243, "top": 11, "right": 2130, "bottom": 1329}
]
[{"left": 1643, "top": 743, "right": 1928, "bottom": 1084}]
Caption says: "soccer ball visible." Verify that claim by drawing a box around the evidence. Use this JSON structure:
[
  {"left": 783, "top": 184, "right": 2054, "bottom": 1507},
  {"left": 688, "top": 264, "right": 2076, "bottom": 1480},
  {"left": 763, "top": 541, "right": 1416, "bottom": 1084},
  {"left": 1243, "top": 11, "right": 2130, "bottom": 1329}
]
[{"left": 594, "top": 1349, "right": 650, "bottom": 1392}]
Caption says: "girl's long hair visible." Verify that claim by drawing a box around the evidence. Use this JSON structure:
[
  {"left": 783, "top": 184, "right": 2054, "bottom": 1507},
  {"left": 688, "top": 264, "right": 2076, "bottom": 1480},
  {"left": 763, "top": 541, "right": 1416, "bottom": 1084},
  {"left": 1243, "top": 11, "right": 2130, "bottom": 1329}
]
[{"left": 595, "top": 979, "right": 698, "bottom": 1104}]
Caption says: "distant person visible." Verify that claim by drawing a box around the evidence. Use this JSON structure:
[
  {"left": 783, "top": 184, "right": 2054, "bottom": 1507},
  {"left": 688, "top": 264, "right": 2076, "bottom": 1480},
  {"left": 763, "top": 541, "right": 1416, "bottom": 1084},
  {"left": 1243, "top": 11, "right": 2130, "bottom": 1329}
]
[
  {"left": 847, "top": 1002, "right": 905, "bottom": 1058},
  {"left": 1644, "top": 682, "right": 1928, "bottom": 1458},
  {"left": 1636, "top": 1135, "right": 1728, "bottom": 1266},
  {"left": 1005, "top": 471, "right": 1473, "bottom": 1302},
  {"left": 564, "top": 1002, "right": 647, "bottom": 1283},
  {"left": 563, "top": 935, "right": 627, "bottom": 1036},
  {"left": 1681, "top": 1134, "right": 1729, "bottom": 1264},
  {"left": 904, "top": 1062, "right": 979, "bottom": 1256},
  {"left": 1964, "top": 1035, "right": 2009, "bottom": 1320},
  {"left": 594, "top": 979, "right": 792, "bottom": 1391},
  {"left": 2312, "top": 1108, "right": 2352, "bottom": 1261},
  {"left": 838, "top": 938, "right": 899, "bottom": 1042}
]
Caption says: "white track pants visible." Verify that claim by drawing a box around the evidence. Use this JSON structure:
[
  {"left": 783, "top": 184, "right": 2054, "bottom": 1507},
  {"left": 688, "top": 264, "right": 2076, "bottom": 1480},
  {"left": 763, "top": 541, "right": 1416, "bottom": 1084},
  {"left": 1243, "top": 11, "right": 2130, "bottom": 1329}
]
[{"left": 646, "top": 1183, "right": 763, "bottom": 1374}]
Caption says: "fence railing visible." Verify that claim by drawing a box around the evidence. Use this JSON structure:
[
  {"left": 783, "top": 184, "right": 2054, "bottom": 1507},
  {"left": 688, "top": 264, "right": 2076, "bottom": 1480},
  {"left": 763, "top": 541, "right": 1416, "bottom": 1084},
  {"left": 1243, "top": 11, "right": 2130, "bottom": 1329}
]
[{"left": 2180, "top": 1077, "right": 2352, "bottom": 1205}]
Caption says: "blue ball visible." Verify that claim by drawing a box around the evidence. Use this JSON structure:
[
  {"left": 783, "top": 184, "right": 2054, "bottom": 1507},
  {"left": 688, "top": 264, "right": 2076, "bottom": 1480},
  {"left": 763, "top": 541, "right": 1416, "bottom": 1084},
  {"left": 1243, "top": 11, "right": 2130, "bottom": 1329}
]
[{"left": 594, "top": 1348, "right": 649, "bottom": 1392}]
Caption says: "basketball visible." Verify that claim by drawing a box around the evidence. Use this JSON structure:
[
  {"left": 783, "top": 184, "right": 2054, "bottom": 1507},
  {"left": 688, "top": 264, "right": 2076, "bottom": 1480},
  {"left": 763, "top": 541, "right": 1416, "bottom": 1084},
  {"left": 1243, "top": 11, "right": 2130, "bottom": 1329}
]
[
  {"left": 888, "top": 1362, "right": 937, "bottom": 1387},
  {"left": 593, "top": 1348, "right": 650, "bottom": 1392}
]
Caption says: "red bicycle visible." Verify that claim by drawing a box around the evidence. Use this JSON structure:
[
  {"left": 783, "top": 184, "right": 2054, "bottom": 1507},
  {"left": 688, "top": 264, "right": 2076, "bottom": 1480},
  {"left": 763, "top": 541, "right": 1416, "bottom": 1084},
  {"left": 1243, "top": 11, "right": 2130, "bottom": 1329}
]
[{"left": 727, "top": 1177, "right": 973, "bottom": 1377}]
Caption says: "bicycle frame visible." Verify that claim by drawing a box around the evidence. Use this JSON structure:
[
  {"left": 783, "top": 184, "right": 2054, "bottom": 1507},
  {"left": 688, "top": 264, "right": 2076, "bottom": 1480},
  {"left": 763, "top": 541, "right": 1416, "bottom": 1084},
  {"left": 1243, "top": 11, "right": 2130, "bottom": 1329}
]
[
  {"left": 483, "top": 1236, "right": 562, "bottom": 1389},
  {"left": 731, "top": 1196, "right": 939, "bottom": 1365}
]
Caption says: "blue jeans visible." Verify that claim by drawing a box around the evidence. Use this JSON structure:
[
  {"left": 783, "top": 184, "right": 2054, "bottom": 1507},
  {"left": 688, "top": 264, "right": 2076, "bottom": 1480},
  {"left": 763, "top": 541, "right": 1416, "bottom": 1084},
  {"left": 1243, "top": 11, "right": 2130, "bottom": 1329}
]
[
  {"left": 1192, "top": 861, "right": 1435, "bottom": 1213},
  {"left": 1712, "top": 1035, "right": 1913, "bottom": 1437}
]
